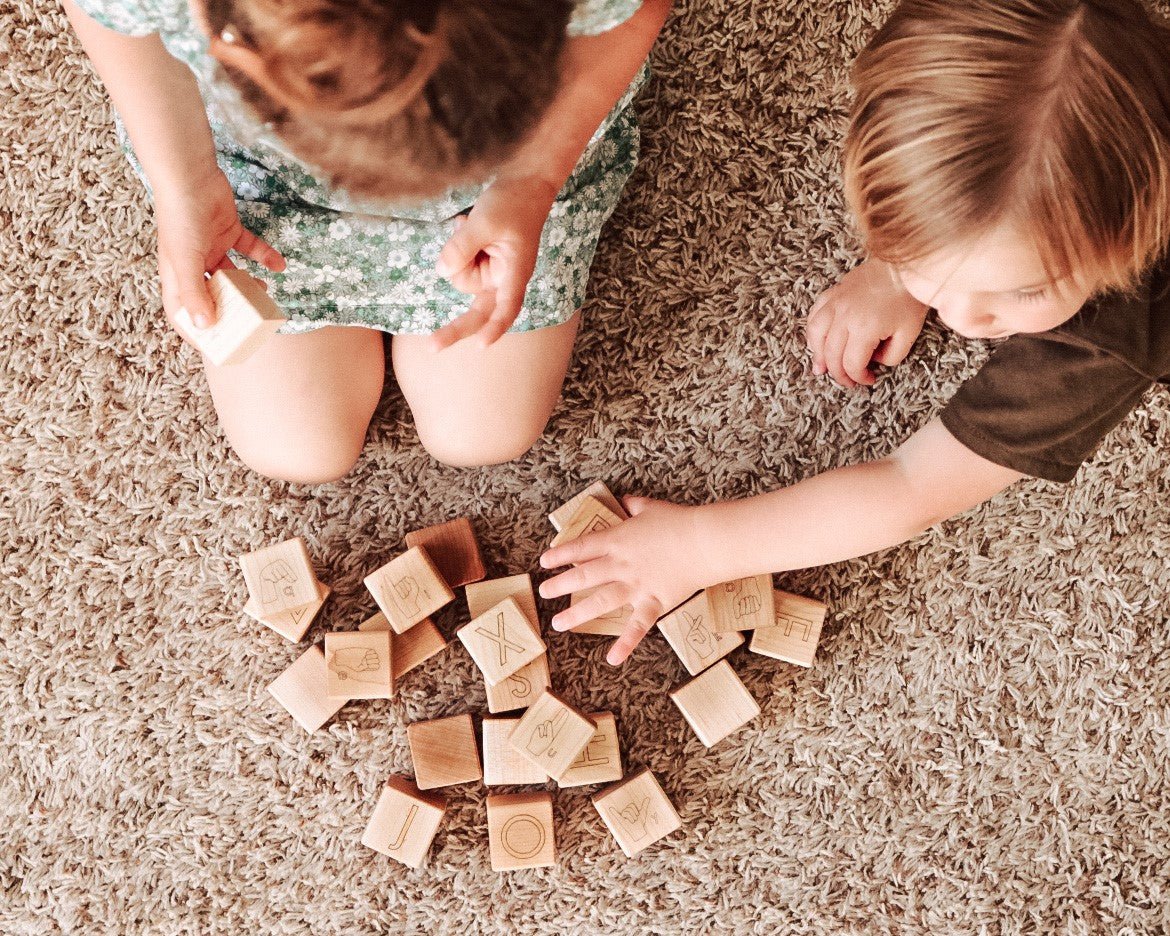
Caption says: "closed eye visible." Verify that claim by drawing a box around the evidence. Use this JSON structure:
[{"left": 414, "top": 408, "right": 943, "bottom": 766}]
[{"left": 1015, "top": 288, "right": 1048, "bottom": 304}]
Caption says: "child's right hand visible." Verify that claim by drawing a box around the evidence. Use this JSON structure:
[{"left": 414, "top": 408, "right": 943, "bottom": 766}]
[
  {"left": 154, "top": 167, "right": 286, "bottom": 331},
  {"left": 805, "top": 258, "right": 929, "bottom": 388}
]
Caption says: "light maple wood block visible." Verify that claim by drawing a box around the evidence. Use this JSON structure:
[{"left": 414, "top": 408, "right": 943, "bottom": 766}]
[
  {"left": 407, "top": 713, "right": 482, "bottom": 790},
  {"left": 482, "top": 717, "right": 549, "bottom": 786},
  {"left": 465, "top": 573, "right": 539, "bottom": 629},
  {"left": 669, "top": 659, "right": 760, "bottom": 748},
  {"left": 457, "top": 597, "right": 546, "bottom": 687},
  {"left": 244, "top": 580, "right": 329, "bottom": 642},
  {"left": 173, "top": 268, "right": 286, "bottom": 367},
  {"left": 557, "top": 712, "right": 623, "bottom": 788},
  {"left": 239, "top": 536, "right": 319, "bottom": 619},
  {"left": 508, "top": 689, "right": 596, "bottom": 781},
  {"left": 485, "top": 653, "right": 551, "bottom": 714},
  {"left": 707, "top": 574, "right": 776, "bottom": 633},
  {"left": 266, "top": 645, "right": 346, "bottom": 734},
  {"left": 486, "top": 792, "right": 556, "bottom": 871},
  {"left": 549, "top": 480, "right": 627, "bottom": 531},
  {"left": 749, "top": 589, "right": 827, "bottom": 667},
  {"left": 657, "top": 590, "right": 743, "bottom": 675},
  {"left": 549, "top": 496, "right": 626, "bottom": 551},
  {"left": 324, "top": 630, "right": 393, "bottom": 700},
  {"left": 364, "top": 546, "right": 455, "bottom": 635},
  {"left": 361, "top": 775, "right": 446, "bottom": 869},
  {"left": 567, "top": 586, "right": 632, "bottom": 636},
  {"left": 404, "top": 517, "right": 486, "bottom": 588},
  {"left": 359, "top": 612, "right": 448, "bottom": 679},
  {"left": 593, "top": 768, "right": 682, "bottom": 858}
]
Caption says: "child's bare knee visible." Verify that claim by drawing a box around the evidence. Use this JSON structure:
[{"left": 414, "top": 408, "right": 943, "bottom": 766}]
[
  {"left": 417, "top": 420, "right": 544, "bottom": 468},
  {"left": 230, "top": 432, "right": 364, "bottom": 484}
]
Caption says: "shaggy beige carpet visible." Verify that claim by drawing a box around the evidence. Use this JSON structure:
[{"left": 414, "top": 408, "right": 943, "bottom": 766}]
[{"left": 3, "top": 0, "right": 1170, "bottom": 932}]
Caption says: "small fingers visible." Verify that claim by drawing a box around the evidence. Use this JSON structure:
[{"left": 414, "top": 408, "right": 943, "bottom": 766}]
[
  {"left": 475, "top": 264, "right": 526, "bottom": 348},
  {"left": 872, "top": 325, "right": 919, "bottom": 367},
  {"left": 233, "top": 226, "right": 286, "bottom": 272},
  {"left": 605, "top": 610, "right": 659, "bottom": 666},
  {"left": 171, "top": 250, "right": 216, "bottom": 327},
  {"left": 549, "top": 584, "right": 627, "bottom": 633},
  {"left": 538, "top": 559, "right": 613, "bottom": 602},
  {"left": 842, "top": 331, "right": 879, "bottom": 386},
  {"left": 436, "top": 218, "right": 480, "bottom": 278},
  {"left": 427, "top": 291, "right": 495, "bottom": 352},
  {"left": 540, "top": 530, "right": 610, "bottom": 570},
  {"left": 805, "top": 302, "right": 833, "bottom": 377},
  {"left": 821, "top": 320, "right": 856, "bottom": 388},
  {"left": 621, "top": 495, "right": 651, "bottom": 517}
]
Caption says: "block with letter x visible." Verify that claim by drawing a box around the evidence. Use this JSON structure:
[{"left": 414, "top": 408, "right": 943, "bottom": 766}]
[{"left": 457, "top": 596, "right": 546, "bottom": 686}]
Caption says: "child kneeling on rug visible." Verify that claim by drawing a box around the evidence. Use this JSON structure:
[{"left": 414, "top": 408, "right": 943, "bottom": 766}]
[
  {"left": 541, "top": 0, "right": 1170, "bottom": 663},
  {"left": 62, "top": 0, "right": 670, "bottom": 481}
]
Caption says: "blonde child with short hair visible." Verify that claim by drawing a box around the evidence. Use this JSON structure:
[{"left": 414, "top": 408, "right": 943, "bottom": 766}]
[
  {"left": 62, "top": 0, "right": 671, "bottom": 481},
  {"left": 541, "top": 0, "right": 1170, "bottom": 664}
]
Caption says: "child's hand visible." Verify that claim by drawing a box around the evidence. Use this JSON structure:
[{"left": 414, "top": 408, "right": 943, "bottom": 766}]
[
  {"left": 154, "top": 167, "right": 285, "bottom": 332},
  {"left": 805, "top": 258, "right": 929, "bottom": 388},
  {"left": 429, "top": 177, "right": 558, "bottom": 351},
  {"left": 539, "top": 497, "right": 710, "bottom": 666}
]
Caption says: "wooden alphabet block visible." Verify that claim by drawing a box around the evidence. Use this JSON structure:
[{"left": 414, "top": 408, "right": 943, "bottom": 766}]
[
  {"left": 457, "top": 597, "right": 546, "bottom": 686},
  {"left": 548, "top": 496, "right": 626, "bottom": 551},
  {"left": 173, "top": 268, "right": 286, "bottom": 367},
  {"left": 485, "top": 653, "right": 551, "bottom": 714},
  {"left": 243, "top": 580, "right": 330, "bottom": 642},
  {"left": 407, "top": 713, "right": 482, "bottom": 790},
  {"left": 508, "top": 690, "right": 596, "bottom": 781},
  {"left": 567, "top": 586, "right": 632, "bottom": 636},
  {"left": 593, "top": 768, "right": 682, "bottom": 858},
  {"left": 707, "top": 574, "right": 776, "bottom": 633},
  {"left": 557, "top": 712, "right": 623, "bottom": 788},
  {"left": 266, "top": 645, "right": 346, "bottom": 734},
  {"left": 669, "top": 659, "right": 760, "bottom": 748},
  {"left": 482, "top": 717, "right": 549, "bottom": 786},
  {"left": 359, "top": 612, "right": 448, "bottom": 679},
  {"left": 239, "top": 536, "right": 320, "bottom": 619},
  {"left": 361, "top": 775, "right": 446, "bottom": 868},
  {"left": 465, "top": 573, "right": 539, "bottom": 628},
  {"left": 748, "top": 589, "right": 827, "bottom": 667},
  {"left": 364, "top": 546, "right": 455, "bottom": 635},
  {"left": 486, "top": 792, "right": 556, "bottom": 871},
  {"left": 549, "top": 480, "right": 628, "bottom": 531},
  {"left": 404, "top": 518, "right": 486, "bottom": 588},
  {"left": 657, "top": 591, "right": 743, "bottom": 675},
  {"left": 324, "top": 630, "right": 393, "bottom": 699}
]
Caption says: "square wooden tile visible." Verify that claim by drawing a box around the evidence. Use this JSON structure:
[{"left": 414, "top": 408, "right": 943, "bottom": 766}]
[
  {"left": 593, "top": 768, "right": 682, "bottom": 858},
  {"left": 486, "top": 792, "right": 556, "bottom": 870},
  {"left": 324, "top": 631, "right": 393, "bottom": 699},
  {"left": 465, "top": 574, "right": 539, "bottom": 628},
  {"left": 557, "top": 712, "right": 623, "bottom": 788},
  {"left": 549, "top": 496, "right": 626, "bottom": 551},
  {"left": 657, "top": 590, "right": 743, "bottom": 675},
  {"left": 364, "top": 546, "right": 455, "bottom": 634},
  {"left": 748, "top": 589, "right": 827, "bottom": 667},
  {"left": 482, "top": 717, "right": 549, "bottom": 786},
  {"left": 361, "top": 775, "right": 446, "bottom": 868},
  {"left": 485, "top": 653, "right": 551, "bottom": 714},
  {"left": 457, "top": 596, "right": 546, "bottom": 686},
  {"left": 359, "top": 612, "right": 448, "bottom": 679},
  {"left": 407, "top": 713, "right": 482, "bottom": 790},
  {"left": 404, "top": 518, "right": 486, "bottom": 588},
  {"left": 239, "top": 537, "right": 319, "bottom": 618},
  {"left": 707, "top": 574, "right": 776, "bottom": 633},
  {"left": 669, "top": 659, "right": 760, "bottom": 748},
  {"left": 173, "top": 268, "right": 286, "bottom": 367},
  {"left": 243, "top": 580, "right": 329, "bottom": 642},
  {"left": 549, "top": 480, "right": 627, "bottom": 531},
  {"left": 508, "top": 690, "right": 596, "bottom": 781},
  {"left": 266, "top": 646, "right": 346, "bottom": 734}
]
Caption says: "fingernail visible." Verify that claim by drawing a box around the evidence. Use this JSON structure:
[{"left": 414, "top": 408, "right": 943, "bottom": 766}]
[
  {"left": 538, "top": 554, "right": 551, "bottom": 569},
  {"left": 551, "top": 618, "right": 568, "bottom": 632},
  {"left": 193, "top": 314, "right": 212, "bottom": 329},
  {"left": 605, "top": 650, "right": 621, "bottom": 666},
  {"left": 537, "top": 583, "right": 549, "bottom": 598}
]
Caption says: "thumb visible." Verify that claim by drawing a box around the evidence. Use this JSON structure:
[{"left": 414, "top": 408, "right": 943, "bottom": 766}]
[
  {"left": 622, "top": 495, "right": 652, "bottom": 517},
  {"left": 436, "top": 215, "right": 482, "bottom": 278},
  {"left": 173, "top": 250, "right": 216, "bottom": 327}
]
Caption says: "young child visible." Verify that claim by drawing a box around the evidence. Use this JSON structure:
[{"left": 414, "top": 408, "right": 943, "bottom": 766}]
[
  {"left": 61, "top": 0, "right": 672, "bottom": 481},
  {"left": 540, "top": 0, "right": 1170, "bottom": 664}
]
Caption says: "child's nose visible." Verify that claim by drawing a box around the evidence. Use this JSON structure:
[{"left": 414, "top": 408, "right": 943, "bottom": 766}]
[{"left": 936, "top": 297, "right": 996, "bottom": 338}]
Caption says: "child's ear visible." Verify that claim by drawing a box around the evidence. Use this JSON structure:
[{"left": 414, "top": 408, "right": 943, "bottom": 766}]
[{"left": 208, "top": 33, "right": 300, "bottom": 113}]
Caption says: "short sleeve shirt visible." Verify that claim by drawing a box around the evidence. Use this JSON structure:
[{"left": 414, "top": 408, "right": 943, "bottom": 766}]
[{"left": 940, "top": 260, "right": 1170, "bottom": 482}]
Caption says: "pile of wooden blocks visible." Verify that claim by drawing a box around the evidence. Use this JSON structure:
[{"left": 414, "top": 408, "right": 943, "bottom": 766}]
[{"left": 239, "top": 481, "right": 827, "bottom": 870}]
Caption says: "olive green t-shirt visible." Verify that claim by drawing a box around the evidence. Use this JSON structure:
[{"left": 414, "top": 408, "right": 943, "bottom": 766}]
[{"left": 940, "top": 263, "right": 1170, "bottom": 482}]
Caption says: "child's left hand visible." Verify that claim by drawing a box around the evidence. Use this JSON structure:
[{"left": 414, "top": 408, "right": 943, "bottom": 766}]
[
  {"left": 539, "top": 497, "right": 711, "bottom": 666},
  {"left": 429, "top": 177, "right": 558, "bottom": 350}
]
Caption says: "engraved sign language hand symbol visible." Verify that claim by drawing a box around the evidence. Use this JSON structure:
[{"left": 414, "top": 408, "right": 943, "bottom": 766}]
[
  {"left": 389, "top": 574, "right": 423, "bottom": 618},
  {"left": 726, "top": 578, "right": 762, "bottom": 620},
  {"left": 259, "top": 559, "right": 298, "bottom": 609},
  {"left": 476, "top": 611, "right": 526, "bottom": 667},
  {"left": 526, "top": 709, "right": 569, "bottom": 760},
  {"left": 682, "top": 610, "right": 716, "bottom": 659},
  {"left": 609, "top": 796, "right": 655, "bottom": 841},
  {"left": 328, "top": 647, "right": 382, "bottom": 684}
]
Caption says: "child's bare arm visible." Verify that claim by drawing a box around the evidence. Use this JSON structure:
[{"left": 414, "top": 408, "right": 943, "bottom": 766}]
[{"left": 540, "top": 418, "right": 1025, "bottom": 663}]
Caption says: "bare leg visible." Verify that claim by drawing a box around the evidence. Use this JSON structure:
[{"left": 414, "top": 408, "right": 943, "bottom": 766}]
[
  {"left": 391, "top": 313, "right": 580, "bottom": 467},
  {"left": 203, "top": 325, "right": 385, "bottom": 483}
]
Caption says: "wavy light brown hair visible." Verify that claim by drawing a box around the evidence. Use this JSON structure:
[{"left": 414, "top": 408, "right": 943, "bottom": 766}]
[
  {"left": 204, "top": 0, "right": 573, "bottom": 201},
  {"left": 844, "top": 0, "right": 1170, "bottom": 292}
]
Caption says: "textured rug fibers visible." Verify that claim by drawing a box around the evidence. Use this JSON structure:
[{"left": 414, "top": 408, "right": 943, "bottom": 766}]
[{"left": 2, "top": 0, "right": 1170, "bottom": 933}]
